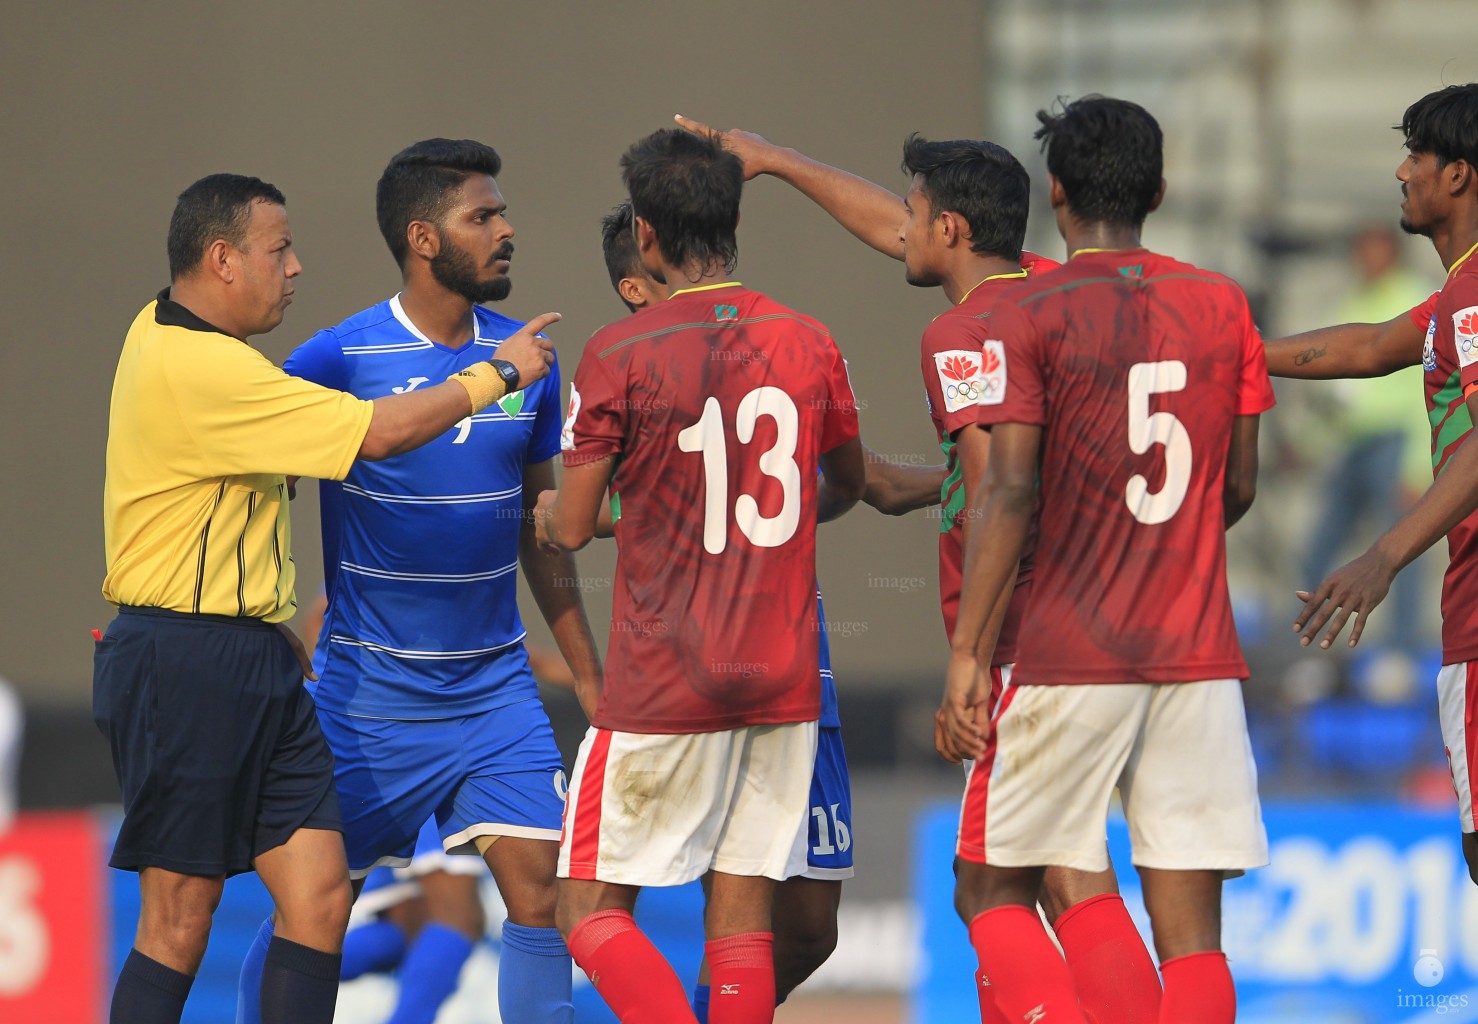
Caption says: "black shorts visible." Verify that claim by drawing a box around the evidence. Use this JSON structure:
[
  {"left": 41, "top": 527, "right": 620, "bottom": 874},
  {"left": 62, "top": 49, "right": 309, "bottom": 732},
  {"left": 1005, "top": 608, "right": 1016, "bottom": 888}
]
[{"left": 92, "top": 606, "right": 341, "bottom": 877}]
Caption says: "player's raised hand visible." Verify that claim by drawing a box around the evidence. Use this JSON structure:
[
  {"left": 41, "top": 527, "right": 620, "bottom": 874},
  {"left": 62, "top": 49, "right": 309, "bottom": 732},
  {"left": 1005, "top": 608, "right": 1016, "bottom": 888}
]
[
  {"left": 674, "top": 115, "right": 781, "bottom": 180},
  {"left": 492, "top": 312, "right": 560, "bottom": 390},
  {"left": 533, "top": 488, "right": 561, "bottom": 554},
  {"left": 936, "top": 650, "right": 991, "bottom": 763},
  {"left": 1292, "top": 546, "right": 1397, "bottom": 649}
]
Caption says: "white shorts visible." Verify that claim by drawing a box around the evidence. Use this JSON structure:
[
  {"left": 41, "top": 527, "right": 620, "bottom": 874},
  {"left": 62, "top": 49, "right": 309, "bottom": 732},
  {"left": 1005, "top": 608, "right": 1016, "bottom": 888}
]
[
  {"left": 959, "top": 678, "right": 1268, "bottom": 873},
  {"left": 557, "top": 722, "right": 818, "bottom": 887},
  {"left": 1437, "top": 661, "right": 1478, "bottom": 833}
]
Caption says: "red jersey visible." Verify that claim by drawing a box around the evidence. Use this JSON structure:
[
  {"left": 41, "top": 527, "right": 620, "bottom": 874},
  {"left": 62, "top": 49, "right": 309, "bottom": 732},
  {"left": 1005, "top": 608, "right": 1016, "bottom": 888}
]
[
  {"left": 976, "top": 249, "right": 1275, "bottom": 685},
  {"left": 920, "top": 253, "right": 1060, "bottom": 659},
  {"left": 1410, "top": 244, "right": 1478, "bottom": 663},
  {"left": 563, "top": 283, "right": 859, "bottom": 733}
]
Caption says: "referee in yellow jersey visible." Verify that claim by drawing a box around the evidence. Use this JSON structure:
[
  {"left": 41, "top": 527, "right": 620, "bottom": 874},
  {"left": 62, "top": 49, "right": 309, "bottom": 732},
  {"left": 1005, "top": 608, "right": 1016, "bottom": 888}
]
[{"left": 95, "top": 173, "right": 557, "bottom": 1024}]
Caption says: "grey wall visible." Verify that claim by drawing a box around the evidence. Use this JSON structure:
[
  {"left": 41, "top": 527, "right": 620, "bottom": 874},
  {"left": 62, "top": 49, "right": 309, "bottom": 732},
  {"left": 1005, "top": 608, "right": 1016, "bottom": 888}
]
[{"left": 1, "top": 1, "right": 990, "bottom": 706}]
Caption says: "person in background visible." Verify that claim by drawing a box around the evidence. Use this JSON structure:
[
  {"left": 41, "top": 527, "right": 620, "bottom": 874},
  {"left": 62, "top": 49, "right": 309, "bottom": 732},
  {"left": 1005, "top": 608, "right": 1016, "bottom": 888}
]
[{"left": 1301, "top": 224, "right": 1435, "bottom": 653}]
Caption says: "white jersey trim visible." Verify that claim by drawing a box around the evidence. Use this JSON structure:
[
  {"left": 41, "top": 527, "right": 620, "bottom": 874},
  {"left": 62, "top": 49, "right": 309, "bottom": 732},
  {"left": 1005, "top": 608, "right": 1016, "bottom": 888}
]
[
  {"left": 327, "top": 631, "right": 528, "bottom": 660},
  {"left": 341, "top": 483, "right": 522, "bottom": 505},
  {"left": 797, "top": 864, "right": 855, "bottom": 881},
  {"left": 443, "top": 822, "right": 562, "bottom": 854},
  {"left": 339, "top": 560, "right": 519, "bottom": 584}
]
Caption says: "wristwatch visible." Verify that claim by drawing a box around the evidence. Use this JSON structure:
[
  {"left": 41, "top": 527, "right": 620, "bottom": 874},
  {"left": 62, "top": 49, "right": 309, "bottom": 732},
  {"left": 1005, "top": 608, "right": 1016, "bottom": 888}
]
[{"left": 488, "top": 358, "right": 521, "bottom": 392}]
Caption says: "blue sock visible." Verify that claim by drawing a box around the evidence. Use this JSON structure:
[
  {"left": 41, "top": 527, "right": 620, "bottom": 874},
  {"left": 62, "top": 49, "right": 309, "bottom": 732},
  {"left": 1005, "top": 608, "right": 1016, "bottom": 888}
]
[
  {"left": 498, "top": 922, "right": 573, "bottom": 1024},
  {"left": 341, "top": 919, "right": 408, "bottom": 980},
  {"left": 386, "top": 923, "right": 475, "bottom": 1024},
  {"left": 235, "top": 917, "right": 273, "bottom": 1024},
  {"left": 260, "top": 936, "right": 341, "bottom": 1024},
  {"left": 112, "top": 948, "right": 193, "bottom": 1024},
  {"left": 692, "top": 982, "right": 711, "bottom": 1023}
]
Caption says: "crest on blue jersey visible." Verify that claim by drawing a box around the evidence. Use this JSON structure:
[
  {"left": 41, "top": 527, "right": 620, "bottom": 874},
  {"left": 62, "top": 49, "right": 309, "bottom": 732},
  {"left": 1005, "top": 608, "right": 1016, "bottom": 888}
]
[{"left": 497, "top": 390, "right": 525, "bottom": 418}]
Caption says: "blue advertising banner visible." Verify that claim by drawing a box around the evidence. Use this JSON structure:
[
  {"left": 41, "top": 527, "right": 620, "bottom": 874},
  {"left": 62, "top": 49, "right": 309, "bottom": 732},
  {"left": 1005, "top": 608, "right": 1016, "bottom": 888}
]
[{"left": 914, "top": 802, "right": 1478, "bottom": 1023}]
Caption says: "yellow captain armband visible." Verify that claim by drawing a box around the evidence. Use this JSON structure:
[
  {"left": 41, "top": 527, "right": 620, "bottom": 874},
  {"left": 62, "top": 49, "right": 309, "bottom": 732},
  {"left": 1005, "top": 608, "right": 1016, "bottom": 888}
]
[{"left": 448, "top": 361, "right": 508, "bottom": 414}]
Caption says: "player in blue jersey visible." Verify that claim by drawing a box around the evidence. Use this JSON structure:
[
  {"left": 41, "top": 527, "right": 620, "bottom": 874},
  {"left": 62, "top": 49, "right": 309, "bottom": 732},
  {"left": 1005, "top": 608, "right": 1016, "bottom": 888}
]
[
  {"left": 596, "top": 204, "right": 939, "bottom": 1018},
  {"left": 237, "top": 139, "right": 603, "bottom": 1024}
]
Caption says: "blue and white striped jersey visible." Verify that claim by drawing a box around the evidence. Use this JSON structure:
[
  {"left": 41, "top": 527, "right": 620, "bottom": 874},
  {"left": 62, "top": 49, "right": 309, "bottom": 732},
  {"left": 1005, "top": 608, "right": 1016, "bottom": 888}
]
[{"left": 284, "top": 295, "right": 562, "bottom": 719}]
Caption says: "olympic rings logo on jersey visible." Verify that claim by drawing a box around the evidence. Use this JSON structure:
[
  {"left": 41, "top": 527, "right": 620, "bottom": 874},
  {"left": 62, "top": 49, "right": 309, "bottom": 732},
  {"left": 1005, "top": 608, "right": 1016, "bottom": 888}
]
[
  {"left": 1452, "top": 306, "right": 1478, "bottom": 370},
  {"left": 946, "top": 380, "right": 982, "bottom": 403}
]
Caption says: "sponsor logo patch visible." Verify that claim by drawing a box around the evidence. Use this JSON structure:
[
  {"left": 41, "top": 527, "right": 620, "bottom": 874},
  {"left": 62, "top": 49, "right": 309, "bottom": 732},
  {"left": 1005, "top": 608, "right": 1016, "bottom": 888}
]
[
  {"left": 560, "top": 384, "right": 582, "bottom": 451},
  {"left": 1424, "top": 315, "right": 1438, "bottom": 371},
  {"left": 979, "top": 341, "right": 1006, "bottom": 406},
  {"left": 1455, "top": 306, "right": 1478, "bottom": 369},
  {"left": 934, "top": 349, "right": 984, "bottom": 413}
]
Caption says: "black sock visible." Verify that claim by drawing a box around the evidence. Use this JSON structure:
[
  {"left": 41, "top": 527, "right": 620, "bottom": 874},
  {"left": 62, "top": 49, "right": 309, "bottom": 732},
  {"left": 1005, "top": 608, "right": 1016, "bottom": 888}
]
[
  {"left": 260, "top": 935, "right": 343, "bottom": 1024},
  {"left": 110, "top": 948, "right": 194, "bottom": 1023}
]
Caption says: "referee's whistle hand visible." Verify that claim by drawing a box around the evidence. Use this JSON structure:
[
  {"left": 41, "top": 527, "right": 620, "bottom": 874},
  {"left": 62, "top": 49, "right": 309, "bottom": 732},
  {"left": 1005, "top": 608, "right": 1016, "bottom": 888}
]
[{"left": 493, "top": 312, "right": 560, "bottom": 391}]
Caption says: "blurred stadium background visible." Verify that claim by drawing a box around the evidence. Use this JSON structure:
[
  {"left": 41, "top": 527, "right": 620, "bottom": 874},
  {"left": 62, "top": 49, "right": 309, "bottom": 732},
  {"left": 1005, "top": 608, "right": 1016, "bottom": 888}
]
[{"left": 3, "top": 0, "right": 1478, "bottom": 1020}]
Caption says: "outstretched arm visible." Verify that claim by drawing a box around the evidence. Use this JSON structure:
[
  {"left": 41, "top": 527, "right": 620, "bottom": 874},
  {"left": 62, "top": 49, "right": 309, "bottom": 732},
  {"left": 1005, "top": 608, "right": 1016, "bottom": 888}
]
[
  {"left": 676, "top": 115, "right": 907, "bottom": 260},
  {"left": 361, "top": 313, "right": 559, "bottom": 460},
  {"left": 863, "top": 444, "right": 947, "bottom": 515},
  {"left": 1263, "top": 313, "right": 1424, "bottom": 380}
]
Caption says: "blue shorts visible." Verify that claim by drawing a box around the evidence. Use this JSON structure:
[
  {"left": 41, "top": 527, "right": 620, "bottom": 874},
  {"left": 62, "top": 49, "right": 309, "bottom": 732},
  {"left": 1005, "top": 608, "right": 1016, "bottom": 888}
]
[
  {"left": 802, "top": 725, "right": 853, "bottom": 879},
  {"left": 318, "top": 696, "right": 566, "bottom": 877}
]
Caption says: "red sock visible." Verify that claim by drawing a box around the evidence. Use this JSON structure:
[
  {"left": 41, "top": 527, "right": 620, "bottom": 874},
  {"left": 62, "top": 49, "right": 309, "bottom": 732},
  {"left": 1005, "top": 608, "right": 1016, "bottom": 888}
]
[
  {"left": 1158, "top": 951, "right": 1234, "bottom": 1024},
  {"left": 567, "top": 910, "right": 698, "bottom": 1024},
  {"left": 1054, "top": 894, "right": 1161, "bottom": 1024},
  {"left": 706, "top": 932, "right": 776, "bottom": 1024},
  {"left": 969, "top": 905, "right": 1088, "bottom": 1024},
  {"left": 975, "top": 966, "right": 1012, "bottom": 1024}
]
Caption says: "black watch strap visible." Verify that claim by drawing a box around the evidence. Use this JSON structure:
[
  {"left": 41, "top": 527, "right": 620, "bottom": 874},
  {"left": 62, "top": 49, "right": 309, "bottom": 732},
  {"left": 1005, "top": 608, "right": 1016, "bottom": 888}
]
[{"left": 488, "top": 358, "right": 521, "bottom": 392}]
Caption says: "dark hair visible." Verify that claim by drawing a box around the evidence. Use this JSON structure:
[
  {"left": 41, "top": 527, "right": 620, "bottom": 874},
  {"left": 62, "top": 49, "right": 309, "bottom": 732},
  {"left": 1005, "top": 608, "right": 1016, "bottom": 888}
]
[
  {"left": 1034, "top": 96, "right": 1163, "bottom": 227},
  {"left": 167, "top": 173, "right": 286, "bottom": 280},
  {"left": 1399, "top": 84, "right": 1478, "bottom": 168},
  {"left": 601, "top": 202, "right": 642, "bottom": 311},
  {"left": 901, "top": 134, "right": 1029, "bottom": 261},
  {"left": 376, "top": 139, "right": 503, "bottom": 266},
  {"left": 620, "top": 129, "right": 741, "bottom": 273}
]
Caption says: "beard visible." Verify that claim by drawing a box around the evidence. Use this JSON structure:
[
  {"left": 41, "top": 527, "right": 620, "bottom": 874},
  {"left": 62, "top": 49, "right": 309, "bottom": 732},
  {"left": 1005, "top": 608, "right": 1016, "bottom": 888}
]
[
  {"left": 431, "top": 238, "right": 514, "bottom": 303},
  {"left": 1399, "top": 213, "right": 1432, "bottom": 238},
  {"left": 905, "top": 263, "right": 943, "bottom": 288}
]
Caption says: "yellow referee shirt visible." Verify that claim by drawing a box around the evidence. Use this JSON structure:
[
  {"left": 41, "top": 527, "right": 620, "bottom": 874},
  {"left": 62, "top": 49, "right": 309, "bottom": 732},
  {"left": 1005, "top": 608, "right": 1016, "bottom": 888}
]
[{"left": 102, "top": 292, "right": 374, "bottom": 623}]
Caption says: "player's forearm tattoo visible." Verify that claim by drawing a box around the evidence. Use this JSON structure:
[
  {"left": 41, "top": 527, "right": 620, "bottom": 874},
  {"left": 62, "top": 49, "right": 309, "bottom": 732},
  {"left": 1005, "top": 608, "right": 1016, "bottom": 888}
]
[{"left": 1293, "top": 345, "right": 1327, "bottom": 366}]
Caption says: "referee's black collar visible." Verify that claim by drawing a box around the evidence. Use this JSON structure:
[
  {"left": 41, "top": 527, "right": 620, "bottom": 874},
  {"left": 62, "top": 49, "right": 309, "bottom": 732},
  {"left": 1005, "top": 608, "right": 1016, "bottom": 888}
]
[{"left": 154, "top": 287, "right": 235, "bottom": 338}]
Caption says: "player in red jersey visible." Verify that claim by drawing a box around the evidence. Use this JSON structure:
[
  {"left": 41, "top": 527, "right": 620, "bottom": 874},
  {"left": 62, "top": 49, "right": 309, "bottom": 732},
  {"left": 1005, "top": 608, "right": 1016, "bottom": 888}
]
[
  {"left": 678, "top": 116, "right": 1161, "bottom": 1024},
  {"left": 945, "top": 97, "right": 1273, "bottom": 1024},
  {"left": 1266, "top": 84, "right": 1478, "bottom": 883},
  {"left": 535, "top": 128, "right": 865, "bottom": 1024}
]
